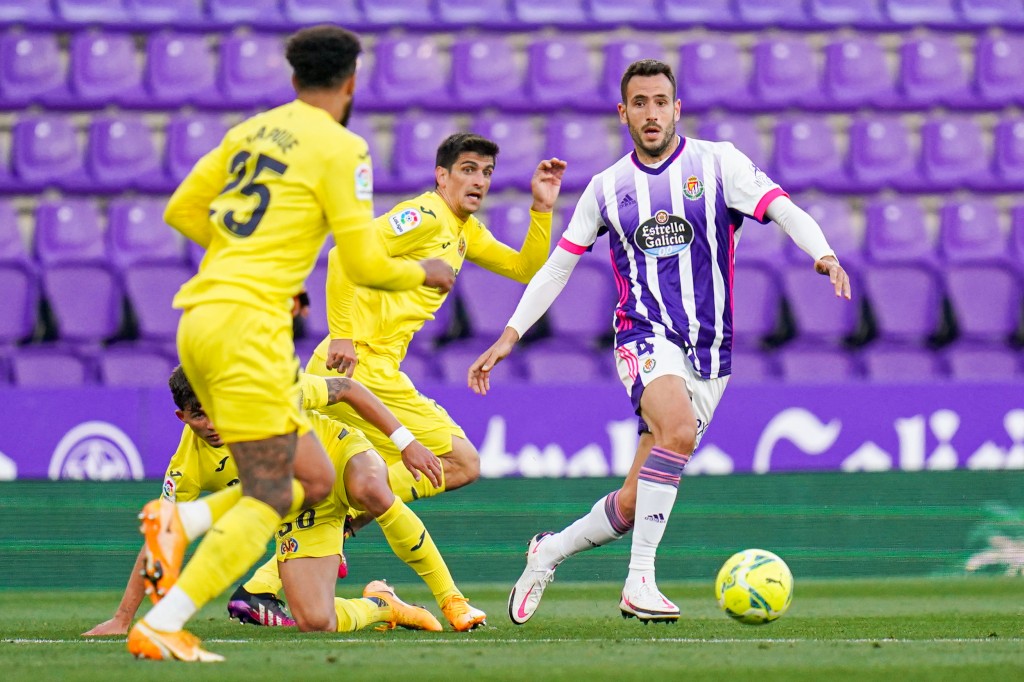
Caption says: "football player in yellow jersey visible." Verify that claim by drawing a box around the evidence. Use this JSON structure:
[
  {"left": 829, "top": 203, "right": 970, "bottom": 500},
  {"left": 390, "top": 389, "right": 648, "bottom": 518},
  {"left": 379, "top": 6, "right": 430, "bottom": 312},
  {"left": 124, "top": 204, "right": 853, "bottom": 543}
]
[
  {"left": 129, "top": 26, "right": 457, "bottom": 662},
  {"left": 89, "top": 366, "right": 482, "bottom": 636},
  {"left": 307, "top": 133, "right": 566, "bottom": 525}
]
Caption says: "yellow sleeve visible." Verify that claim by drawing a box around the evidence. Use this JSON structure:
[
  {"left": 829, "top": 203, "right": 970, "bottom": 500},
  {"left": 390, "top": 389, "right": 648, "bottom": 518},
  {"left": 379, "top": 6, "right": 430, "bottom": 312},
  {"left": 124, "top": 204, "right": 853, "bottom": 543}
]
[
  {"left": 163, "top": 144, "right": 229, "bottom": 249},
  {"left": 326, "top": 247, "right": 356, "bottom": 339},
  {"left": 466, "top": 210, "right": 553, "bottom": 284},
  {"left": 322, "top": 147, "right": 426, "bottom": 291},
  {"left": 162, "top": 429, "right": 201, "bottom": 502},
  {"left": 297, "top": 373, "right": 330, "bottom": 410}
]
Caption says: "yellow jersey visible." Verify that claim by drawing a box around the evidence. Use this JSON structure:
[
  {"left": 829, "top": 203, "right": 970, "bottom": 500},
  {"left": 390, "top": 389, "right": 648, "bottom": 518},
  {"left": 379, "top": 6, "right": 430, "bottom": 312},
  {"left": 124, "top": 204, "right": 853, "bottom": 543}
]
[
  {"left": 318, "top": 191, "right": 553, "bottom": 363},
  {"left": 166, "top": 99, "right": 424, "bottom": 317}
]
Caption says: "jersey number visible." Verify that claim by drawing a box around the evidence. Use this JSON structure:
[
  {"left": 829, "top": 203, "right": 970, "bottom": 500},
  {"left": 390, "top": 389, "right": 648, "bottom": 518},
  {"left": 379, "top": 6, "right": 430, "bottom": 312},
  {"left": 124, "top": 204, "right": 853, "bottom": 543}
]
[
  {"left": 221, "top": 151, "right": 289, "bottom": 237},
  {"left": 277, "top": 508, "right": 316, "bottom": 537}
]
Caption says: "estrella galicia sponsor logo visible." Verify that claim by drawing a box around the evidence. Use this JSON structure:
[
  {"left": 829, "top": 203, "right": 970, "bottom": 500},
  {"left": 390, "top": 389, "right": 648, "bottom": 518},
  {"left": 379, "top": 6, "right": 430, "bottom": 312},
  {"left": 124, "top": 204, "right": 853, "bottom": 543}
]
[
  {"left": 48, "top": 421, "right": 144, "bottom": 481},
  {"left": 633, "top": 210, "right": 694, "bottom": 258},
  {"left": 683, "top": 175, "right": 704, "bottom": 200}
]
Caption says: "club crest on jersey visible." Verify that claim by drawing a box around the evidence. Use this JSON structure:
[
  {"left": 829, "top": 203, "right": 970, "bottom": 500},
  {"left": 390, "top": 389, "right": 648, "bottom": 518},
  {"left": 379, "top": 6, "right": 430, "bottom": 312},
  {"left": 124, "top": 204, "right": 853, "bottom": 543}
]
[
  {"left": 458, "top": 235, "right": 467, "bottom": 257},
  {"left": 354, "top": 163, "right": 373, "bottom": 201},
  {"left": 280, "top": 537, "right": 299, "bottom": 556},
  {"left": 642, "top": 358, "right": 657, "bottom": 373},
  {"left": 683, "top": 175, "right": 704, "bottom": 201},
  {"left": 389, "top": 208, "right": 422, "bottom": 235},
  {"left": 634, "top": 210, "right": 694, "bottom": 258}
]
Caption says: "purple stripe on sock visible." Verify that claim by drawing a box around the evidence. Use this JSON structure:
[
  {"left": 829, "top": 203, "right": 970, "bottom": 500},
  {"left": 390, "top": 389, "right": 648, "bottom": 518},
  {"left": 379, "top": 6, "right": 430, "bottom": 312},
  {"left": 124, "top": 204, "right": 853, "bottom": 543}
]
[
  {"left": 604, "top": 491, "right": 633, "bottom": 534},
  {"left": 639, "top": 467, "right": 681, "bottom": 488},
  {"left": 650, "top": 447, "right": 691, "bottom": 465}
]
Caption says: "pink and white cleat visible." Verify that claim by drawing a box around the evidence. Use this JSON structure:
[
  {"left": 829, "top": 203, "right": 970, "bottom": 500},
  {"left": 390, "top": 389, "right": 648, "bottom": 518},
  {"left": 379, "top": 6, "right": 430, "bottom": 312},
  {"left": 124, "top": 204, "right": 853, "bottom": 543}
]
[
  {"left": 507, "top": 532, "right": 559, "bottom": 625},
  {"left": 619, "top": 576, "right": 679, "bottom": 624}
]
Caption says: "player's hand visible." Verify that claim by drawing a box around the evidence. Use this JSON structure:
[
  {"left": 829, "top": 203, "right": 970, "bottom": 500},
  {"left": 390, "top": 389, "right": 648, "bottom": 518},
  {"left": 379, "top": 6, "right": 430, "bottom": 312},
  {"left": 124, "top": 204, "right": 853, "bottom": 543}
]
[
  {"left": 400, "top": 440, "right": 443, "bottom": 488},
  {"left": 421, "top": 258, "right": 456, "bottom": 293},
  {"left": 82, "top": 617, "right": 129, "bottom": 636},
  {"left": 814, "top": 255, "right": 852, "bottom": 300},
  {"left": 530, "top": 158, "right": 567, "bottom": 213},
  {"left": 325, "top": 338, "right": 358, "bottom": 377},
  {"left": 467, "top": 327, "right": 520, "bottom": 396},
  {"left": 291, "top": 290, "right": 310, "bottom": 319}
]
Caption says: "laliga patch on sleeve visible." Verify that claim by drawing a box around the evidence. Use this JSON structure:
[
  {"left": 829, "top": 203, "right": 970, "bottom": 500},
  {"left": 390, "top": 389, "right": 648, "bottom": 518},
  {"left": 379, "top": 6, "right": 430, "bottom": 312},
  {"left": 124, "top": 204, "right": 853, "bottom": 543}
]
[
  {"left": 389, "top": 208, "right": 423, "bottom": 235},
  {"left": 354, "top": 163, "right": 373, "bottom": 201},
  {"left": 161, "top": 475, "right": 176, "bottom": 501}
]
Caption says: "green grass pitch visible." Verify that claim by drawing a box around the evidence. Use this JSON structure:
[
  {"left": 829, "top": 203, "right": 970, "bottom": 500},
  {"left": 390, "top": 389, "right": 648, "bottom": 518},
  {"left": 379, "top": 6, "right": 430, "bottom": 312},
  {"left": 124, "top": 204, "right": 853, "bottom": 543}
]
[{"left": 2, "top": 577, "right": 1023, "bottom": 681}]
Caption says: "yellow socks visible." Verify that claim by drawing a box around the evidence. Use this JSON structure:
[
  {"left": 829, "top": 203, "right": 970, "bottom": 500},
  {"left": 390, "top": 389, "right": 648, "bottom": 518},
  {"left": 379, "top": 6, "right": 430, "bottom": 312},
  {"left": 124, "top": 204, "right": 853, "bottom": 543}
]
[
  {"left": 243, "top": 555, "right": 284, "bottom": 596},
  {"left": 376, "top": 498, "right": 459, "bottom": 606},
  {"left": 175, "top": 496, "right": 282, "bottom": 609},
  {"left": 386, "top": 459, "right": 445, "bottom": 504},
  {"left": 334, "top": 597, "right": 388, "bottom": 632}
]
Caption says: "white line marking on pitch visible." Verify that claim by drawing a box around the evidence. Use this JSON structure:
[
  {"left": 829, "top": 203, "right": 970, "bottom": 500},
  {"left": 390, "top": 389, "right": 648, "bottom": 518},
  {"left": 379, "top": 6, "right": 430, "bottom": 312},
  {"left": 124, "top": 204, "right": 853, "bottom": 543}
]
[{"left": 4, "top": 637, "right": 1021, "bottom": 645}]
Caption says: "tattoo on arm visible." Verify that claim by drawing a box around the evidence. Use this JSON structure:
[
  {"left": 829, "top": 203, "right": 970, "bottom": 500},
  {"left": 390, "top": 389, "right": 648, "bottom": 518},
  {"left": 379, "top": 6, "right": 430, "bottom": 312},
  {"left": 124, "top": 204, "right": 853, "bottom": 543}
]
[{"left": 325, "top": 377, "right": 352, "bottom": 406}]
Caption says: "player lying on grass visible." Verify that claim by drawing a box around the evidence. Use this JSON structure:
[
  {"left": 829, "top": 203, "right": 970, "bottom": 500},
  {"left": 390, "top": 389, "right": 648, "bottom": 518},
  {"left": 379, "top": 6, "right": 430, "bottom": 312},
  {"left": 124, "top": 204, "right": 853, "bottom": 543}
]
[
  {"left": 307, "top": 133, "right": 565, "bottom": 532},
  {"left": 85, "top": 367, "right": 483, "bottom": 636}
]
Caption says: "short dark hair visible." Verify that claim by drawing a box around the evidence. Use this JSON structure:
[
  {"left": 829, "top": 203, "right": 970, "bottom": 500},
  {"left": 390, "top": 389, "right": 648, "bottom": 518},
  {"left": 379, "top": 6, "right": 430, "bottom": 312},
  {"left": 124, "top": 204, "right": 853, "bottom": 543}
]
[
  {"left": 168, "top": 365, "right": 201, "bottom": 413},
  {"left": 286, "top": 25, "right": 362, "bottom": 90},
  {"left": 435, "top": 133, "right": 500, "bottom": 171},
  {"left": 620, "top": 59, "right": 677, "bottom": 102}
]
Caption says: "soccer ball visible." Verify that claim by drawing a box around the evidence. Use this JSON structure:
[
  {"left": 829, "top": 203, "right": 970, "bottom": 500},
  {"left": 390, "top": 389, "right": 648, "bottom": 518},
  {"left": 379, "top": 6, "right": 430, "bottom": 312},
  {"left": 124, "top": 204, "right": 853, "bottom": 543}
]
[{"left": 714, "top": 549, "right": 793, "bottom": 625}]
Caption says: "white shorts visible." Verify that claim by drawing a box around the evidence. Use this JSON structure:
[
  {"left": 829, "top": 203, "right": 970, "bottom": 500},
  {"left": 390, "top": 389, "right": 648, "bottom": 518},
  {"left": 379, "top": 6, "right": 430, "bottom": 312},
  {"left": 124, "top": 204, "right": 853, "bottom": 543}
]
[{"left": 614, "top": 335, "right": 729, "bottom": 446}]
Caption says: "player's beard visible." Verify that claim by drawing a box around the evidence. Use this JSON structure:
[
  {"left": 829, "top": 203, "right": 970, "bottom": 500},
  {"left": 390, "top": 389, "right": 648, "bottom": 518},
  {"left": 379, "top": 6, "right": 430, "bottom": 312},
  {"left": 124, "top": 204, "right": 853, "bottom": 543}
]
[{"left": 629, "top": 120, "right": 676, "bottom": 160}]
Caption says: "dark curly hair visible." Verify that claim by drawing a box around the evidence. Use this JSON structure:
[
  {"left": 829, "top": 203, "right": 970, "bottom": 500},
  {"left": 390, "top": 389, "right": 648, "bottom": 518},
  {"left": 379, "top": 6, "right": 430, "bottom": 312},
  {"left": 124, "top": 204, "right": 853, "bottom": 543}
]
[
  {"left": 286, "top": 25, "right": 362, "bottom": 90},
  {"left": 168, "top": 365, "right": 201, "bottom": 413},
  {"left": 620, "top": 59, "right": 677, "bottom": 102},
  {"left": 435, "top": 132, "right": 500, "bottom": 171}
]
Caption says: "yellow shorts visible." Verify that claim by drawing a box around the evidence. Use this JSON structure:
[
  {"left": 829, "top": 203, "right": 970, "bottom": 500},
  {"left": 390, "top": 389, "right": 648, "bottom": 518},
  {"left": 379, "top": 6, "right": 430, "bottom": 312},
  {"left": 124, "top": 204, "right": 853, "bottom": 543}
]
[
  {"left": 276, "top": 413, "right": 371, "bottom": 562},
  {"left": 177, "top": 302, "right": 309, "bottom": 443},
  {"left": 305, "top": 345, "right": 466, "bottom": 464}
]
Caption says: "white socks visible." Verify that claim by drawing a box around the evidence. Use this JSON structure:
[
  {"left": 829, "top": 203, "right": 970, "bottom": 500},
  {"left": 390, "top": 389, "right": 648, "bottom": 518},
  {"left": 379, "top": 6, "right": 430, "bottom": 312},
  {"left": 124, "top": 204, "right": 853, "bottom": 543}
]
[
  {"left": 142, "top": 586, "right": 198, "bottom": 633},
  {"left": 538, "top": 491, "right": 634, "bottom": 568},
  {"left": 626, "top": 447, "right": 690, "bottom": 584},
  {"left": 175, "top": 500, "right": 213, "bottom": 542}
]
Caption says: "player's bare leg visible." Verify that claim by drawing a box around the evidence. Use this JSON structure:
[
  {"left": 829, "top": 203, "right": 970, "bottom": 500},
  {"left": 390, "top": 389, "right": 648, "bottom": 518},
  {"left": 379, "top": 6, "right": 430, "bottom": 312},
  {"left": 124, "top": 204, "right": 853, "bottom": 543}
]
[
  {"left": 618, "top": 375, "right": 696, "bottom": 624},
  {"left": 437, "top": 435, "right": 480, "bottom": 492},
  {"left": 279, "top": 555, "right": 342, "bottom": 631}
]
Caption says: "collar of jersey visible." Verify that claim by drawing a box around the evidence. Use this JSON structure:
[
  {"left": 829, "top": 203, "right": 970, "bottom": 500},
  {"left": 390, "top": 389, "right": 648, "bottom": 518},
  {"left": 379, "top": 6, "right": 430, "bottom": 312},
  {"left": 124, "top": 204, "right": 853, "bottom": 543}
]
[{"left": 630, "top": 136, "right": 686, "bottom": 176}]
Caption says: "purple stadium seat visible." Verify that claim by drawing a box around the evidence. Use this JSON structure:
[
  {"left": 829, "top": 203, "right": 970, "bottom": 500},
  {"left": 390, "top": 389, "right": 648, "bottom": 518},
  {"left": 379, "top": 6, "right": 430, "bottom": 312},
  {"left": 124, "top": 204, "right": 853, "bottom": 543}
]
[
  {"left": 282, "top": 0, "right": 363, "bottom": 25},
  {"left": 771, "top": 117, "right": 845, "bottom": 193},
  {"left": 735, "top": 0, "right": 812, "bottom": 27},
  {"left": 450, "top": 36, "right": 526, "bottom": 111},
  {"left": 544, "top": 116, "right": 617, "bottom": 192},
  {"left": 124, "top": 262, "right": 191, "bottom": 342},
  {"left": 776, "top": 346, "right": 861, "bottom": 383},
  {"left": 782, "top": 261, "right": 860, "bottom": 343},
  {"left": 939, "top": 200, "right": 1022, "bottom": 342},
  {"left": 547, "top": 262, "right": 615, "bottom": 343},
  {"left": 458, "top": 264, "right": 528, "bottom": 339},
  {"left": 602, "top": 40, "right": 667, "bottom": 104},
  {"left": 784, "top": 196, "right": 861, "bottom": 265},
  {"left": 54, "top": 0, "right": 128, "bottom": 24},
  {"left": 919, "top": 116, "right": 992, "bottom": 192},
  {"left": 587, "top": 0, "right": 659, "bottom": 28},
  {"left": 807, "top": 0, "right": 890, "bottom": 27},
  {"left": 386, "top": 115, "right": 461, "bottom": 193},
  {"left": 209, "top": 0, "right": 285, "bottom": 27},
  {"left": 737, "top": 222, "right": 785, "bottom": 266},
  {"left": 0, "top": 200, "right": 37, "bottom": 345},
  {"left": 100, "top": 346, "right": 178, "bottom": 387},
  {"left": 993, "top": 118, "right": 1024, "bottom": 191},
  {"left": 0, "top": 1, "right": 55, "bottom": 24},
  {"left": 55, "top": 32, "right": 144, "bottom": 109},
  {"left": 107, "top": 197, "right": 185, "bottom": 269},
  {"left": 406, "top": 300, "right": 455, "bottom": 354},
  {"left": 884, "top": 0, "right": 959, "bottom": 26},
  {"left": 301, "top": 261, "right": 329, "bottom": 342},
  {"left": 165, "top": 114, "right": 229, "bottom": 185},
  {"left": 696, "top": 117, "right": 767, "bottom": 168},
  {"left": 481, "top": 200, "right": 537, "bottom": 246},
  {"left": 125, "top": 0, "right": 205, "bottom": 27},
  {"left": 369, "top": 37, "right": 448, "bottom": 111},
  {"left": 678, "top": 39, "right": 748, "bottom": 112},
  {"left": 946, "top": 345, "right": 1022, "bottom": 382},
  {"left": 845, "top": 116, "right": 919, "bottom": 192},
  {"left": 436, "top": 341, "right": 524, "bottom": 385},
  {"left": 218, "top": 34, "right": 293, "bottom": 109},
  {"left": 362, "top": 0, "right": 435, "bottom": 28},
  {"left": 1014, "top": 207, "right": 1024, "bottom": 268},
  {"left": 821, "top": 37, "right": 897, "bottom": 110},
  {"left": 751, "top": 38, "right": 823, "bottom": 109},
  {"left": 84, "top": 115, "right": 165, "bottom": 193},
  {"left": 10, "top": 115, "right": 85, "bottom": 192},
  {"left": 471, "top": 115, "right": 541, "bottom": 193},
  {"left": 732, "top": 263, "right": 782, "bottom": 348},
  {"left": 861, "top": 344, "right": 946, "bottom": 382},
  {"left": 660, "top": 0, "right": 737, "bottom": 28},
  {"left": 11, "top": 346, "right": 92, "bottom": 387},
  {"left": 526, "top": 38, "right": 602, "bottom": 111},
  {"left": 0, "top": 32, "right": 68, "bottom": 109},
  {"left": 144, "top": 33, "right": 219, "bottom": 108},
  {"left": 521, "top": 345, "right": 606, "bottom": 384},
  {"left": 729, "top": 349, "right": 778, "bottom": 383},
  {"left": 435, "top": 0, "right": 514, "bottom": 27},
  {"left": 398, "top": 350, "right": 440, "bottom": 385},
  {"left": 511, "top": 0, "right": 587, "bottom": 26},
  {"left": 960, "top": 0, "right": 1024, "bottom": 27},
  {"left": 863, "top": 198, "right": 943, "bottom": 343},
  {"left": 35, "top": 200, "right": 122, "bottom": 345},
  {"left": 975, "top": 35, "right": 1024, "bottom": 108},
  {"left": 898, "top": 36, "right": 970, "bottom": 109}
]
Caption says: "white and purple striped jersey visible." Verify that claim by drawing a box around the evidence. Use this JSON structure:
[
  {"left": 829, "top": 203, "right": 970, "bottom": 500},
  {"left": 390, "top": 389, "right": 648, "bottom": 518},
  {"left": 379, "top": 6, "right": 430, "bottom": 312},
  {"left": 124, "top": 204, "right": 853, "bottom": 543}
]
[{"left": 558, "top": 136, "right": 788, "bottom": 380}]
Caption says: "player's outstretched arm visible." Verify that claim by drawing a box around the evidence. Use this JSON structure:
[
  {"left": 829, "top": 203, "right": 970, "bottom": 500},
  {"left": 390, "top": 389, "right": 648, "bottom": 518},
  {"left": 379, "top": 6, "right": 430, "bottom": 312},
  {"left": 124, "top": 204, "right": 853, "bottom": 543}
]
[
  {"left": 81, "top": 545, "right": 148, "bottom": 636},
  {"left": 764, "top": 196, "right": 851, "bottom": 300},
  {"left": 814, "top": 254, "right": 851, "bottom": 300},
  {"left": 468, "top": 327, "right": 521, "bottom": 396}
]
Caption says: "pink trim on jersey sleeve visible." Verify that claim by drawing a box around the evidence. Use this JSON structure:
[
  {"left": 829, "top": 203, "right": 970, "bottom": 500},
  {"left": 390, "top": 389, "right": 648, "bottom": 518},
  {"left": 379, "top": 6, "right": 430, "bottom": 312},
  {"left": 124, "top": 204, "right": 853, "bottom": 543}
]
[
  {"left": 557, "top": 237, "right": 588, "bottom": 255},
  {"left": 753, "top": 187, "right": 789, "bottom": 222}
]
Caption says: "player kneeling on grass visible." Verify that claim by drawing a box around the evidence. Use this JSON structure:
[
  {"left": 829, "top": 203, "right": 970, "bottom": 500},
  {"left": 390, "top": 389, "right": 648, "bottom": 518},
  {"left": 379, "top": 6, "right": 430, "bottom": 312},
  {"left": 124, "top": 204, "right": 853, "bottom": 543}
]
[{"left": 85, "top": 367, "right": 482, "bottom": 638}]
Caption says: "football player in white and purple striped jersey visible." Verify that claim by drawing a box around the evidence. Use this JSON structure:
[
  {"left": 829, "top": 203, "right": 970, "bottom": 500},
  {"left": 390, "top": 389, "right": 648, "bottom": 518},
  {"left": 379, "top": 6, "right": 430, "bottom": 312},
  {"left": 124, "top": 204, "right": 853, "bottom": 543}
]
[{"left": 470, "top": 59, "right": 851, "bottom": 625}]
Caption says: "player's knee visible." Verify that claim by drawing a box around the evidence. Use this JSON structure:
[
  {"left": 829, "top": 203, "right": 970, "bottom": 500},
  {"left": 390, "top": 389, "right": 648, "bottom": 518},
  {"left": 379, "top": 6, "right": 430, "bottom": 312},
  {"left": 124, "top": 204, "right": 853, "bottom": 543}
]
[
  {"left": 347, "top": 476, "right": 394, "bottom": 517},
  {"left": 659, "top": 422, "right": 697, "bottom": 455},
  {"left": 300, "top": 474, "right": 333, "bottom": 507},
  {"left": 294, "top": 610, "right": 335, "bottom": 632},
  {"left": 444, "top": 438, "right": 480, "bottom": 490}
]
